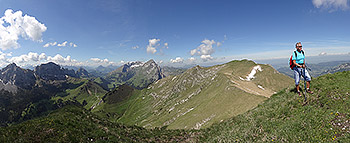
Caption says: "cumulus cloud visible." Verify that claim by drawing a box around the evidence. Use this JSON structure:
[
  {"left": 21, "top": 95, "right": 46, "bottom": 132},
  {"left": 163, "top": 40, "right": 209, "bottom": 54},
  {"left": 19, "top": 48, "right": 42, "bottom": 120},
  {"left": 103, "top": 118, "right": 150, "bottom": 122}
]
[
  {"left": 0, "top": 52, "right": 120, "bottom": 68},
  {"left": 90, "top": 58, "right": 109, "bottom": 63},
  {"left": 147, "top": 39, "right": 160, "bottom": 54},
  {"left": 8, "top": 52, "right": 47, "bottom": 63},
  {"left": 0, "top": 9, "right": 47, "bottom": 50},
  {"left": 190, "top": 39, "right": 217, "bottom": 62},
  {"left": 312, "top": 0, "right": 349, "bottom": 11},
  {"left": 200, "top": 55, "right": 213, "bottom": 61},
  {"left": 170, "top": 57, "right": 184, "bottom": 63},
  {"left": 47, "top": 54, "right": 77, "bottom": 64},
  {"left": 164, "top": 43, "right": 169, "bottom": 49},
  {"left": 191, "top": 39, "right": 216, "bottom": 56},
  {"left": 3, "top": 52, "right": 80, "bottom": 66},
  {"left": 90, "top": 58, "right": 116, "bottom": 66},
  {"left": 188, "top": 57, "right": 196, "bottom": 62}
]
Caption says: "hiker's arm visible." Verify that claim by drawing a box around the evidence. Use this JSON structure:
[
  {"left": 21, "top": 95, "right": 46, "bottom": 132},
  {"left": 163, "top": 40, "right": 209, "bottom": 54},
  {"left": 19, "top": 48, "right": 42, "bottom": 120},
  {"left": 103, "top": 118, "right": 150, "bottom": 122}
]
[
  {"left": 293, "top": 60, "right": 301, "bottom": 68},
  {"left": 303, "top": 60, "right": 306, "bottom": 68}
]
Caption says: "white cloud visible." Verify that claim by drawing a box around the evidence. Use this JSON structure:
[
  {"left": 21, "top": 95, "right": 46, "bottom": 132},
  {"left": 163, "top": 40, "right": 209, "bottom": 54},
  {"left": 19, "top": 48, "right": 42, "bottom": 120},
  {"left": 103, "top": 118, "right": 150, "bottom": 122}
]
[
  {"left": 170, "top": 57, "right": 184, "bottom": 63},
  {"left": 131, "top": 45, "right": 139, "bottom": 49},
  {"left": 200, "top": 55, "right": 214, "bottom": 61},
  {"left": 147, "top": 38, "right": 160, "bottom": 54},
  {"left": 44, "top": 41, "right": 76, "bottom": 48},
  {"left": 69, "top": 42, "right": 77, "bottom": 47},
  {"left": 47, "top": 54, "right": 76, "bottom": 64},
  {"left": 164, "top": 43, "right": 169, "bottom": 49},
  {"left": 8, "top": 52, "right": 46, "bottom": 63},
  {"left": 191, "top": 39, "right": 216, "bottom": 56},
  {"left": 43, "top": 42, "right": 57, "bottom": 47},
  {"left": 90, "top": 57, "right": 116, "bottom": 66},
  {"left": 312, "top": 0, "right": 349, "bottom": 11},
  {"left": 190, "top": 39, "right": 217, "bottom": 62},
  {"left": 189, "top": 57, "right": 196, "bottom": 62},
  {"left": 57, "top": 41, "right": 68, "bottom": 47},
  {"left": 90, "top": 58, "right": 109, "bottom": 63},
  {"left": 0, "top": 9, "right": 47, "bottom": 50}
]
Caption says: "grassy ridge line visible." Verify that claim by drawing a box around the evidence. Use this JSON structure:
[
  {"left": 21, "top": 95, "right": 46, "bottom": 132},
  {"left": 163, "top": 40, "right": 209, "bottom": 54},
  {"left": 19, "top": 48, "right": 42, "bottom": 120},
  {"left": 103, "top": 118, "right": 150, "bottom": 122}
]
[
  {"left": 116, "top": 60, "right": 292, "bottom": 129},
  {"left": 0, "top": 105, "right": 199, "bottom": 142},
  {"left": 200, "top": 71, "right": 350, "bottom": 142},
  {"left": 52, "top": 77, "right": 108, "bottom": 110}
]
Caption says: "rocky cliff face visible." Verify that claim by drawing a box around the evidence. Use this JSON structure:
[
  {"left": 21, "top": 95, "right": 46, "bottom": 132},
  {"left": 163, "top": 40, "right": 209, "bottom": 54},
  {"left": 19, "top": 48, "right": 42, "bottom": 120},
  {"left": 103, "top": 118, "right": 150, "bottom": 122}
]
[
  {"left": 0, "top": 63, "right": 36, "bottom": 92},
  {"left": 34, "top": 62, "right": 78, "bottom": 80},
  {"left": 107, "top": 59, "right": 165, "bottom": 89}
]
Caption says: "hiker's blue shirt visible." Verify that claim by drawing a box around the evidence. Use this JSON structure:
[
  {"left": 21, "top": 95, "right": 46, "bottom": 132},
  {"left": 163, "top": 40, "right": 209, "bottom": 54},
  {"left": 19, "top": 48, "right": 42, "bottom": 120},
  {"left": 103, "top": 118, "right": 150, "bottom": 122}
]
[{"left": 292, "top": 50, "right": 305, "bottom": 64}]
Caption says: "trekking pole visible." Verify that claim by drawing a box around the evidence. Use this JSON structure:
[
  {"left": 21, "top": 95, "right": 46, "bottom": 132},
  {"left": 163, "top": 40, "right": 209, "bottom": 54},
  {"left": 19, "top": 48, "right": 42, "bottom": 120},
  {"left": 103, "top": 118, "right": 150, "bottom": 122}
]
[{"left": 303, "top": 67, "right": 307, "bottom": 102}]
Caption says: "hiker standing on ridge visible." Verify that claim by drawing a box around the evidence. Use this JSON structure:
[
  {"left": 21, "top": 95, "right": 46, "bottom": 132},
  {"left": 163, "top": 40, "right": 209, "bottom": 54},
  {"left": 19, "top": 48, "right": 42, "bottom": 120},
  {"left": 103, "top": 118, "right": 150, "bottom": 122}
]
[{"left": 291, "top": 42, "right": 313, "bottom": 96}]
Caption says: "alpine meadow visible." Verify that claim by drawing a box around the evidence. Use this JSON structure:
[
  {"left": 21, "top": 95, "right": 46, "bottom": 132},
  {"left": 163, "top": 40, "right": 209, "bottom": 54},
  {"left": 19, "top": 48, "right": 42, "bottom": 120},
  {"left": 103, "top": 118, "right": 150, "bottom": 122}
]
[{"left": 1, "top": 0, "right": 350, "bottom": 142}]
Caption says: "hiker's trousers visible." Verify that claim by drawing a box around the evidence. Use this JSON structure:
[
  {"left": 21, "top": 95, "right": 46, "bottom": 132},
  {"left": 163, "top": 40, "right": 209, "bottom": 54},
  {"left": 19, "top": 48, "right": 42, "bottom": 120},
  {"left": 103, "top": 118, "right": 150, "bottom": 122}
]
[{"left": 293, "top": 67, "right": 311, "bottom": 86}]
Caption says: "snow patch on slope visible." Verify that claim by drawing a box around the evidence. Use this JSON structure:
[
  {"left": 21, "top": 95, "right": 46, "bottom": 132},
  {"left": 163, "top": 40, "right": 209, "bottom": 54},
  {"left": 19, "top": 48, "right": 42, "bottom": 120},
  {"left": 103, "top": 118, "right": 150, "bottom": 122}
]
[{"left": 239, "top": 65, "right": 262, "bottom": 81}]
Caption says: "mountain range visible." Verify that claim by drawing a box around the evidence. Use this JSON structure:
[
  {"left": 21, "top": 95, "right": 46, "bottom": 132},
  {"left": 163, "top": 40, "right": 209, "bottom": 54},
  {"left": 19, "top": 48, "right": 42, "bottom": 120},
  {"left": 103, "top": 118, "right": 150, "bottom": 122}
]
[
  {"left": 277, "top": 61, "right": 350, "bottom": 78},
  {"left": 106, "top": 59, "right": 165, "bottom": 89},
  {"left": 94, "top": 60, "right": 293, "bottom": 129},
  {"left": 1, "top": 64, "right": 349, "bottom": 142}
]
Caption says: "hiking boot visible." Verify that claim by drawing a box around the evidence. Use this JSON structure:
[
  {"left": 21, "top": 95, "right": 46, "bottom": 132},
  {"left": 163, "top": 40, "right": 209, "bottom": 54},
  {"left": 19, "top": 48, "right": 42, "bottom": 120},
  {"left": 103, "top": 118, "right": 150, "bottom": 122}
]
[
  {"left": 297, "top": 91, "right": 301, "bottom": 97},
  {"left": 307, "top": 89, "right": 313, "bottom": 94}
]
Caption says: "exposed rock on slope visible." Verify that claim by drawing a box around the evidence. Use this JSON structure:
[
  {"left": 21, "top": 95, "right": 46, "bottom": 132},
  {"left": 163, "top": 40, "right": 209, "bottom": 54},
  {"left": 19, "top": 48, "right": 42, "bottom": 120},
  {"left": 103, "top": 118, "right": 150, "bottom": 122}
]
[
  {"left": 116, "top": 60, "right": 293, "bottom": 129},
  {"left": 0, "top": 63, "right": 36, "bottom": 92},
  {"left": 107, "top": 59, "right": 165, "bottom": 89}
]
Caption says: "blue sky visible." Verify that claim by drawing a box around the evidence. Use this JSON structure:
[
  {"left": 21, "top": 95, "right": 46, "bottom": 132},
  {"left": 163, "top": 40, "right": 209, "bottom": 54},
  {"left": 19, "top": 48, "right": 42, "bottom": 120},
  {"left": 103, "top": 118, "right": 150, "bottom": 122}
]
[{"left": 0, "top": 0, "right": 350, "bottom": 67}]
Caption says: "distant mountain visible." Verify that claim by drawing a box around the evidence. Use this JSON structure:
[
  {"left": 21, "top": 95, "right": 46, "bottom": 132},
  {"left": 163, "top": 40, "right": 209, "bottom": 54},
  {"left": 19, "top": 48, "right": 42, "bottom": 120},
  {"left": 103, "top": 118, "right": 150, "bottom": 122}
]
[
  {"left": 86, "top": 65, "right": 119, "bottom": 77},
  {"left": 161, "top": 66, "right": 187, "bottom": 77},
  {"left": 75, "top": 67, "right": 91, "bottom": 78},
  {"left": 277, "top": 60, "right": 350, "bottom": 78},
  {"left": 0, "top": 62, "right": 106, "bottom": 126},
  {"left": 0, "top": 63, "right": 36, "bottom": 92},
  {"left": 321, "top": 63, "right": 350, "bottom": 74},
  {"left": 106, "top": 59, "right": 165, "bottom": 89},
  {"left": 34, "top": 62, "right": 78, "bottom": 80},
  {"left": 101, "top": 60, "right": 293, "bottom": 129}
]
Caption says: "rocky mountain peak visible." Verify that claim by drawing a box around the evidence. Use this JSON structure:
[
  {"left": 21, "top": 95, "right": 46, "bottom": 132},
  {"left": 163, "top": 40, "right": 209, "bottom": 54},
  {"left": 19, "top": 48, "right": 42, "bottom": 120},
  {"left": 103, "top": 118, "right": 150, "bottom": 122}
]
[
  {"left": 76, "top": 67, "right": 90, "bottom": 78},
  {"left": 0, "top": 63, "right": 36, "bottom": 91},
  {"left": 34, "top": 62, "right": 78, "bottom": 80}
]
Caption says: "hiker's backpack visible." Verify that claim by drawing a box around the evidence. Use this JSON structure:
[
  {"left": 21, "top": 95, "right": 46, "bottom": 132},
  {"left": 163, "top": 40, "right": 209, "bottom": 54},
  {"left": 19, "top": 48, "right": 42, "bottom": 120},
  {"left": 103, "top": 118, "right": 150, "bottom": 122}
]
[{"left": 289, "top": 50, "right": 304, "bottom": 70}]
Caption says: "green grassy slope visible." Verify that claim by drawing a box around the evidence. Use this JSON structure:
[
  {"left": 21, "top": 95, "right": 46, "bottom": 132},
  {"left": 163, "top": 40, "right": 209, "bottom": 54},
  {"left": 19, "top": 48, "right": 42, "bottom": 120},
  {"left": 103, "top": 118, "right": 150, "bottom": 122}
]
[
  {"left": 200, "top": 71, "right": 350, "bottom": 142},
  {"left": 0, "top": 105, "right": 198, "bottom": 142},
  {"left": 116, "top": 60, "right": 293, "bottom": 129},
  {"left": 92, "top": 84, "right": 141, "bottom": 122},
  {"left": 52, "top": 77, "right": 108, "bottom": 110}
]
